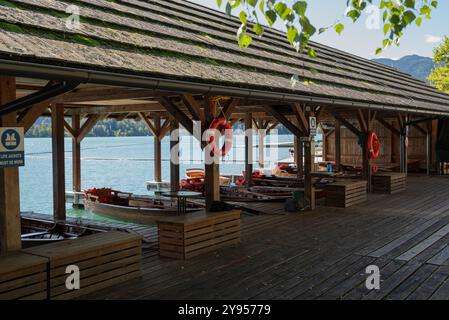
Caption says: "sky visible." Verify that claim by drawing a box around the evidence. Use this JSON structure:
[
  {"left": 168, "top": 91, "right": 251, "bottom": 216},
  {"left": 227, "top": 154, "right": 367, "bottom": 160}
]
[{"left": 189, "top": 0, "right": 449, "bottom": 60}]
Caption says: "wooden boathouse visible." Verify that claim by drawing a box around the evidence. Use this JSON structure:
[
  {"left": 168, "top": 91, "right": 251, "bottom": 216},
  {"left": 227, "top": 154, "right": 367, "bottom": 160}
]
[{"left": 1, "top": 0, "right": 449, "bottom": 300}]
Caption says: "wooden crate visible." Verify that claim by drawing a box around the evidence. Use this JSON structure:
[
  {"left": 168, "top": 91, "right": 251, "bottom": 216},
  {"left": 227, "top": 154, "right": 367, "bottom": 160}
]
[
  {"left": 158, "top": 210, "right": 241, "bottom": 259},
  {"left": 372, "top": 173, "right": 407, "bottom": 194},
  {"left": 325, "top": 180, "right": 367, "bottom": 208},
  {"left": 23, "top": 231, "right": 142, "bottom": 300},
  {"left": 0, "top": 252, "right": 48, "bottom": 300}
]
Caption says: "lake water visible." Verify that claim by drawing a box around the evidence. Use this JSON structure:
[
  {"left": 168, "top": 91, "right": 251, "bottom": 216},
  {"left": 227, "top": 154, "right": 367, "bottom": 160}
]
[{"left": 19, "top": 134, "right": 295, "bottom": 219}]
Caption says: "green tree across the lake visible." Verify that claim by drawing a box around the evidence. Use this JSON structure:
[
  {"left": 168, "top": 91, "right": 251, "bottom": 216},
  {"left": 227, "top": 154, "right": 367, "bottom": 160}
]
[{"left": 428, "top": 36, "right": 449, "bottom": 93}]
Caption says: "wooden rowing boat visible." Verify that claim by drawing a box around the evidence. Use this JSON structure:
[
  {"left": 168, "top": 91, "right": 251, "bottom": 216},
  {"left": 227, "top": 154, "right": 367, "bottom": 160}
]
[
  {"left": 84, "top": 189, "right": 203, "bottom": 225},
  {"left": 21, "top": 217, "right": 104, "bottom": 247},
  {"left": 220, "top": 186, "right": 290, "bottom": 202}
]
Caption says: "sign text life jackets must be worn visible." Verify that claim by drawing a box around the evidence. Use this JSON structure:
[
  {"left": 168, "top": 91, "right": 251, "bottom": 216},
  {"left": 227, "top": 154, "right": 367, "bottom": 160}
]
[{"left": 0, "top": 127, "right": 25, "bottom": 168}]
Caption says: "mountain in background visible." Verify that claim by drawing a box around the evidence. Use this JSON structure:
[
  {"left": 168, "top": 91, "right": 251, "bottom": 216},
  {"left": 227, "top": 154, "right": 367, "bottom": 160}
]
[{"left": 372, "top": 54, "right": 435, "bottom": 82}]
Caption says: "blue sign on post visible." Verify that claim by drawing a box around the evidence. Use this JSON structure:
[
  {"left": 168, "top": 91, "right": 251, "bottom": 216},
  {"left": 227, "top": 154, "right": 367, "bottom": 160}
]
[{"left": 0, "top": 127, "right": 25, "bottom": 168}]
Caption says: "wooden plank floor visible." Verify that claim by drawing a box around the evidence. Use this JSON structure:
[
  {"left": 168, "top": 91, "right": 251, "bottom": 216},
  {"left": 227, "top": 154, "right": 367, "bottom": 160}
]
[{"left": 71, "top": 175, "right": 449, "bottom": 299}]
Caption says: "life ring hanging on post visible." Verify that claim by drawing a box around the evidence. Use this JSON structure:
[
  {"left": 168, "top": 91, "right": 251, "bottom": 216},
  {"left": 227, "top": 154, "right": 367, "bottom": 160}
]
[
  {"left": 208, "top": 118, "right": 233, "bottom": 157},
  {"left": 367, "top": 131, "right": 380, "bottom": 160}
]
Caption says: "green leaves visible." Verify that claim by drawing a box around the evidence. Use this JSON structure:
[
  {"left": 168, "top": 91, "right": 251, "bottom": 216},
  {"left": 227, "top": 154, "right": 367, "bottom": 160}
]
[
  {"left": 265, "top": 9, "right": 277, "bottom": 26},
  {"left": 428, "top": 36, "right": 449, "bottom": 92},
  {"left": 253, "top": 23, "right": 264, "bottom": 36},
  {"left": 216, "top": 0, "right": 438, "bottom": 59},
  {"left": 292, "top": 1, "right": 307, "bottom": 16},
  {"left": 334, "top": 23, "right": 344, "bottom": 35},
  {"left": 238, "top": 32, "right": 252, "bottom": 48}
]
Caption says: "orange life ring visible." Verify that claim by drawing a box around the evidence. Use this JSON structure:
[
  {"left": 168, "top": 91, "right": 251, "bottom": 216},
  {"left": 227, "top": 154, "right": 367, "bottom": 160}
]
[
  {"left": 367, "top": 131, "right": 380, "bottom": 160},
  {"left": 208, "top": 118, "right": 233, "bottom": 157},
  {"left": 372, "top": 163, "right": 379, "bottom": 174}
]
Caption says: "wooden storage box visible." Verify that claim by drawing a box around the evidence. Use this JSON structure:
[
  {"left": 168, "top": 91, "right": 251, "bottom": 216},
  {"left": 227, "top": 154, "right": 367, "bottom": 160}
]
[
  {"left": 0, "top": 252, "right": 48, "bottom": 300},
  {"left": 23, "top": 231, "right": 142, "bottom": 300},
  {"left": 372, "top": 172, "right": 407, "bottom": 194},
  {"left": 325, "top": 180, "right": 367, "bottom": 208},
  {"left": 158, "top": 210, "right": 241, "bottom": 259}
]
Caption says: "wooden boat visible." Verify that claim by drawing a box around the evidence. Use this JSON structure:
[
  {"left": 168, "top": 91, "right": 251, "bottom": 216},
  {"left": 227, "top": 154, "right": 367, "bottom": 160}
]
[
  {"left": 181, "top": 168, "right": 230, "bottom": 192},
  {"left": 84, "top": 188, "right": 203, "bottom": 225},
  {"left": 220, "top": 186, "right": 290, "bottom": 202},
  {"left": 21, "top": 217, "right": 103, "bottom": 247}
]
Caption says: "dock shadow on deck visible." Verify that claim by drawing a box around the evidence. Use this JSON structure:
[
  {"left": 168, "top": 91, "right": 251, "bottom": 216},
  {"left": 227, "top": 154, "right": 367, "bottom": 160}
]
[{"left": 80, "top": 175, "right": 449, "bottom": 300}]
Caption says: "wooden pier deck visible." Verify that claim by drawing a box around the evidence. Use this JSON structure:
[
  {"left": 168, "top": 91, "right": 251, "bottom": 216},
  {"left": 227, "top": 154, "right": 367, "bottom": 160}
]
[{"left": 36, "top": 175, "right": 449, "bottom": 300}]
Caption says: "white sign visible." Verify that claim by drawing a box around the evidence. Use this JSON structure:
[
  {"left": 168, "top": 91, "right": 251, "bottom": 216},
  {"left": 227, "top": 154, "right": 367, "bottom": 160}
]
[
  {"left": 309, "top": 116, "right": 317, "bottom": 137},
  {"left": 0, "top": 127, "right": 25, "bottom": 168}
]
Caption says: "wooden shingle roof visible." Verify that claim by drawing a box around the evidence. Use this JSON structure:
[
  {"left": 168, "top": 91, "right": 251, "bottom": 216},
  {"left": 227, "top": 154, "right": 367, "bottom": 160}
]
[{"left": 0, "top": 0, "right": 448, "bottom": 115}]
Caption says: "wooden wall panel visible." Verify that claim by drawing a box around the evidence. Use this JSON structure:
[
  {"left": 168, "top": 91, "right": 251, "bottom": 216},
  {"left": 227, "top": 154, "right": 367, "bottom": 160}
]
[{"left": 325, "top": 121, "right": 427, "bottom": 168}]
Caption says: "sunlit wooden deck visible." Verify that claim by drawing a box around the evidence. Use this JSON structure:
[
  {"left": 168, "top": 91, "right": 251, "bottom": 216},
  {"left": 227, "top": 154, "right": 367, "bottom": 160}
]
[{"left": 80, "top": 175, "right": 449, "bottom": 300}]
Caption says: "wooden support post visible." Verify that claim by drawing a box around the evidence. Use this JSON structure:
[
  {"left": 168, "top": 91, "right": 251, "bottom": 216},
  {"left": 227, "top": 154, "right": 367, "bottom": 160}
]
[
  {"left": 294, "top": 120, "right": 303, "bottom": 177},
  {"left": 170, "top": 119, "right": 180, "bottom": 192},
  {"left": 204, "top": 100, "right": 220, "bottom": 211},
  {"left": 51, "top": 104, "right": 66, "bottom": 221},
  {"left": 426, "top": 129, "right": 431, "bottom": 176},
  {"left": 258, "top": 121, "right": 265, "bottom": 170},
  {"left": 362, "top": 135, "right": 371, "bottom": 192},
  {"left": 360, "top": 111, "right": 372, "bottom": 192},
  {"left": 72, "top": 114, "right": 81, "bottom": 193},
  {"left": 304, "top": 111, "right": 315, "bottom": 210},
  {"left": 398, "top": 115, "right": 408, "bottom": 174},
  {"left": 321, "top": 126, "right": 327, "bottom": 162},
  {"left": 431, "top": 119, "right": 438, "bottom": 174},
  {"left": 245, "top": 113, "right": 253, "bottom": 187},
  {"left": 334, "top": 120, "right": 341, "bottom": 172},
  {"left": 154, "top": 116, "right": 162, "bottom": 182},
  {"left": 0, "top": 76, "right": 21, "bottom": 254}
]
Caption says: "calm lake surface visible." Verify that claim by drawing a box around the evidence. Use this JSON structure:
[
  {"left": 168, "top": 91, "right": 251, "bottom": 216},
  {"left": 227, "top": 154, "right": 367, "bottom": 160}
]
[{"left": 20, "top": 134, "right": 294, "bottom": 220}]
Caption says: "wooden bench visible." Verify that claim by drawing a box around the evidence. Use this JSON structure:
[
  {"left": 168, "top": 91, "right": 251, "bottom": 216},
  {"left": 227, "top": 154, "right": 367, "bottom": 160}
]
[
  {"left": 372, "top": 172, "right": 407, "bottom": 194},
  {"left": 157, "top": 210, "right": 241, "bottom": 260},
  {"left": 325, "top": 180, "right": 367, "bottom": 208},
  {"left": 23, "top": 231, "right": 142, "bottom": 300},
  {"left": 0, "top": 252, "right": 47, "bottom": 300}
]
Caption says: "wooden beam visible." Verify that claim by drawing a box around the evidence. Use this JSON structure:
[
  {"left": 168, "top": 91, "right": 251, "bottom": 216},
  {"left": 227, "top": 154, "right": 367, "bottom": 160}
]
[
  {"left": 377, "top": 118, "right": 400, "bottom": 137},
  {"left": 77, "top": 114, "right": 101, "bottom": 143},
  {"left": 292, "top": 103, "right": 308, "bottom": 134},
  {"left": 182, "top": 94, "right": 205, "bottom": 123},
  {"left": 159, "top": 119, "right": 170, "bottom": 138},
  {"left": 63, "top": 119, "right": 76, "bottom": 138},
  {"left": 264, "top": 105, "right": 303, "bottom": 137},
  {"left": 17, "top": 102, "right": 49, "bottom": 133},
  {"left": 412, "top": 123, "right": 427, "bottom": 135},
  {"left": 0, "top": 76, "right": 21, "bottom": 254},
  {"left": 65, "top": 103, "right": 164, "bottom": 115},
  {"left": 266, "top": 121, "right": 279, "bottom": 134},
  {"left": 58, "top": 88, "right": 155, "bottom": 103},
  {"left": 252, "top": 118, "right": 259, "bottom": 130},
  {"left": 357, "top": 109, "right": 368, "bottom": 133},
  {"left": 159, "top": 97, "right": 194, "bottom": 138},
  {"left": 397, "top": 113, "right": 405, "bottom": 130},
  {"left": 51, "top": 104, "right": 66, "bottom": 221},
  {"left": 223, "top": 98, "right": 240, "bottom": 120},
  {"left": 331, "top": 112, "right": 361, "bottom": 137},
  {"left": 138, "top": 112, "right": 157, "bottom": 136},
  {"left": 72, "top": 114, "right": 81, "bottom": 193}
]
